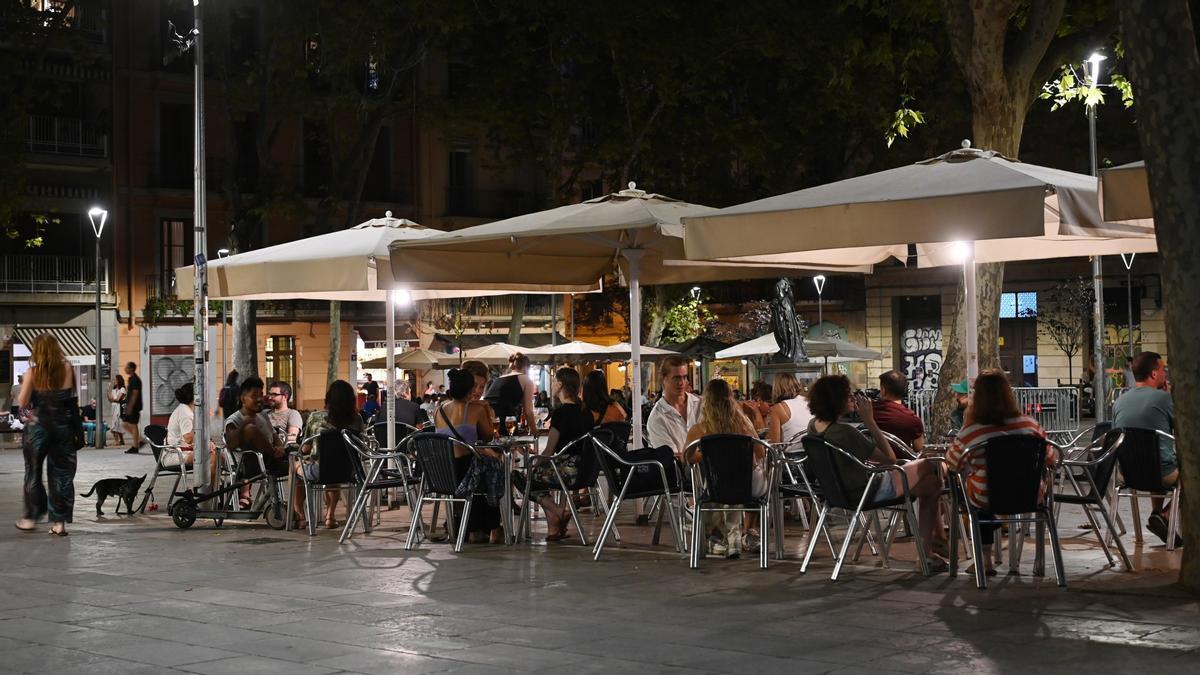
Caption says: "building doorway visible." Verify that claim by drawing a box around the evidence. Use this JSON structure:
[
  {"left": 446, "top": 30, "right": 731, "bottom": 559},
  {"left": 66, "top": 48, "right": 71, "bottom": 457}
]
[{"left": 998, "top": 291, "right": 1038, "bottom": 387}]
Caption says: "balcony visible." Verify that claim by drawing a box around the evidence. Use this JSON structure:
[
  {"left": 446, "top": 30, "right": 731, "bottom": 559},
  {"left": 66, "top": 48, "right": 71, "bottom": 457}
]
[
  {"left": 27, "top": 115, "right": 108, "bottom": 158},
  {"left": 445, "top": 186, "right": 544, "bottom": 219},
  {"left": 422, "top": 295, "right": 556, "bottom": 321},
  {"left": 0, "top": 254, "right": 109, "bottom": 294}
]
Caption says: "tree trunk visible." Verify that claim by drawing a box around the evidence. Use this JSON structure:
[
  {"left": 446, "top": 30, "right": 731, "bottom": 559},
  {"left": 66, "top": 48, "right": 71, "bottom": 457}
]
[
  {"left": 507, "top": 294, "right": 527, "bottom": 345},
  {"left": 646, "top": 285, "right": 668, "bottom": 347},
  {"left": 231, "top": 299, "right": 258, "bottom": 379},
  {"left": 327, "top": 300, "right": 341, "bottom": 390},
  {"left": 1119, "top": 0, "right": 1200, "bottom": 592}
]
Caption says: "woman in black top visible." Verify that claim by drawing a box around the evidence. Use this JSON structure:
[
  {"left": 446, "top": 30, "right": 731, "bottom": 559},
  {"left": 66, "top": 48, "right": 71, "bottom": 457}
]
[
  {"left": 15, "top": 333, "right": 80, "bottom": 536},
  {"left": 528, "top": 367, "right": 593, "bottom": 542},
  {"left": 483, "top": 352, "right": 536, "bottom": 434}
]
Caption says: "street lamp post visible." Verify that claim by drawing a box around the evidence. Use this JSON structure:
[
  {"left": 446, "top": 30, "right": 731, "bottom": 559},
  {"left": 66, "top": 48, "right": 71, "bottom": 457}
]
[
  {"left": 87, "top": 207, "right": 107, "bottom": 449},
  {"left": 166, "top": 0, "right": 210, "bottom": 489},
  {"left": 1121, "top": 253, "right": 1136, "bottom": 359},
  {"left": 813, "top": 275, "right": 827, "bottom": 333},
  {"left": 1085, "top": 51, "right": 1108, "bottom": 422}
]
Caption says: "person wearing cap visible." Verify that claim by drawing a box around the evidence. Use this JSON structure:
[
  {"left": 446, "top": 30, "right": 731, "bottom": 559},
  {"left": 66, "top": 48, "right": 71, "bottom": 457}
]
[{"left": 950, "top": 379, "right": 970, "bottom": 431}]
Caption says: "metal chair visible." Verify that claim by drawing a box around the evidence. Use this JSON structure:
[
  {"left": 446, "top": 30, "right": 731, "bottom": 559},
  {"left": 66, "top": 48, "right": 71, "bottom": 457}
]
[
  {"left": 1055, "top": 429, "right": 1132, "bottom": 571},
  {"left": 1113, "top": 427, "right": 1181, "bottom": 550},
  {"left": 515, "top": 432, "right": 609, "bottom": 546},
  {"left": 684, "top": 434, "right": 774, "bottom": 569},
  {"left": 799, "top": 434, "right": 930, "bottom": 580},
  {"left": 338, "top": 423, "right": 422, "bottom": 543},
  {"left": 137, "top": 424, "right": 191, "bottom": 513},
  {"left": 948, "top": 435, "right": 1065, "bottom": 589},
  {"left": 591, "top": 430, "right": 684, "bottom": 560},
  {"left": 404, "top": 432, "right": 487, "bottom": 552},
  {"left": 293, "top": 428, "right": 362, "bottom": 536},
  {"left": 771, "top": 432, "right": 829, "bottom": 560}
]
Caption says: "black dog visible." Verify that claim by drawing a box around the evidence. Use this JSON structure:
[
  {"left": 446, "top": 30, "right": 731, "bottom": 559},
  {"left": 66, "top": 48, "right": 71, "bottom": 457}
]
[{"left": 80, "top": 475, "right": 146, "bottom": 516}]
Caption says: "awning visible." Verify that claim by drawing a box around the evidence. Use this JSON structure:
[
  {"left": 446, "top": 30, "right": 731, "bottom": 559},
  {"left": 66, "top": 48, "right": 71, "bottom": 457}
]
[
  {"left": 355, "top": 323, "right": 418, "bottom": 344},
  {"left": 432, "top": 332, "right": 568, "bottom": 351},
  {"left": 14, "top": 327, "right": 96, "bottom": 366}
]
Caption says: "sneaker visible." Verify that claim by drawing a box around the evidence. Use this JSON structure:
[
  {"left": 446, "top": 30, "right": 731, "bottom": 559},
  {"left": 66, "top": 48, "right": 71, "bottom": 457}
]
[
  {"left": 921, "top": 556, "right": 949, "bottom": 575},
  {"left": 741, "top": 529, "right": 761, "bottom": 554},
  {"left": 1147, "top": 513, "right": 1183, "bottom": 547},
  {"left": 725, "top": 547, "right": 741, "bottom": 560},
  {"left": 706, "top": 534, "right": 727, "bottom": 557},
  {"left": 124, "top": 447, "right": 139, "bottom": 454}
]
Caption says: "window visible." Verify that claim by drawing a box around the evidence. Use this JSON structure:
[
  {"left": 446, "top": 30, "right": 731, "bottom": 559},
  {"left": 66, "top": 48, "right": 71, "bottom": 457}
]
[
  {"left": 362, "top": 127, "right": 390, "bottom": 202},
  {"left": 999, "top": 291, "right": 1037, "bottom": 319},
  {"left": 159, "top": 103, "right": 193, "bottom": 188},
  {"left": 160, "top": 218, "right": 193, "bottom": 295},
  {"left": 265, "top": 336, "right": 296, "bottom": 393},
  {"left": 303, "top": 120, "right": 331, "bottom": 197}
]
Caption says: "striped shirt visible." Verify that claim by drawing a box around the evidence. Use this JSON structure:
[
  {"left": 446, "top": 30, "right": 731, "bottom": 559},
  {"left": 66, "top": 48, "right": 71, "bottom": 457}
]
[{"left": 945, "top": 416, "right": 1053, "bottom": 509}]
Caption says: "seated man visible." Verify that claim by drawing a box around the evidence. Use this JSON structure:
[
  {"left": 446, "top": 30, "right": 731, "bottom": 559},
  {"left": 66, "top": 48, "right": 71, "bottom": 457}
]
[
  {"left": 872, "top": 370, "right": 925, "bottom": 453},
  {"left": 224, "top": 377, "right": 287, "bottom": 508},
  {"left": 1112, "top": 350, "right": 1178, "bottom": 544},
  {"left": 949, "top": 379, "right": 969, "bottom": 432}
]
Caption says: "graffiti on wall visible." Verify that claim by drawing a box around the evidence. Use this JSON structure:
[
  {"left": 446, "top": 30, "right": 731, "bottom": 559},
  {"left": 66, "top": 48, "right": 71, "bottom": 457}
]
[{"left": 901, "top": 327, "right": 943, "bottom": 390}]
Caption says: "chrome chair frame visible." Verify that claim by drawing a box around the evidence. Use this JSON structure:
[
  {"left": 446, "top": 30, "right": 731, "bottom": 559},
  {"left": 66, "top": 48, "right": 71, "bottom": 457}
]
[
  {"left": 290, "top": 430, "right": 361, "bottom": 536},
  {"left": 515, "top": 432, "right": 612, "bottom": 547},
  {"left": 404, "top": 433, "right": 488, "bottom": 552},
  {"left": 138, "top": 423, "right": 193, "bottom": 513},
  {"left": 1113, "top": 428, "right": 1181, "bottom": 551},
  {"left": 338, "top": 423, "right": 423, "bottom": 543},
  {"left": 684, "top": 434, "right": 776, "bottom": 570},
  {"left": 591, "top": 434, "right": 684, "bottom": 560},
  {"left": 1055, "top": 430, "right": 1132, "bottom": 571}
]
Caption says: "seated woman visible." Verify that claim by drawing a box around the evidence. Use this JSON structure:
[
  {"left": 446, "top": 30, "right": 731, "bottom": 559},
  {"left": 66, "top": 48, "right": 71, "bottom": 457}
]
[
  {"left": 164, "top": 382, "right": 218, "bottom": 487},
  {"left": 806, "top": 374, "right": 948, "bottom": 572},
  {"left": 766, "top": 372, "right": 811, "bottom": 449},
  {"left": 945, "top": 369, "right": 1053, "bottom": 576},
  {"left": 683, "top": 378, "right": 769, "bottom": 558},
  {"left": 435, "top": 369, "right": 504, "bottom": 544},
  {"left": 295, "top": 380, "right": 365, "bottom": 529},
  {"left": 523, "top": 367, "right": 595, "bottom": 542},
  {"left": 584, "top": 370, "right": 626, "bottom": 425}
]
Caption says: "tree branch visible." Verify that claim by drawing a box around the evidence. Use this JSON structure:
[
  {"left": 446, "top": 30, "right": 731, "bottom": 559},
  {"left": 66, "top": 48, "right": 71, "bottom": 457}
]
[
  {"left": 1028, "top": 17, "right": 1119, "bottom": 106},
  {"left": 1008, "top": 0, "right": 1067, "bottom": 87},
  {"left": 940, "top": 0, "right": 975, "bottom": 77}
]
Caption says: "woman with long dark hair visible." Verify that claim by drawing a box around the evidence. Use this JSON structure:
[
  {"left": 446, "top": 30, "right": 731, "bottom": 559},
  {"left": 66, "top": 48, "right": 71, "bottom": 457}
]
[
  {"left": 583, "top": 370, "right": 626, "bottom": 425},
  {"left": 15, "top": 334, "right": 80, "bottom": 536},
  {"left": 435, "top": 369, "right": 503, "bottom": 543},
  {"left": 295, "top": 380, "right": 365, "bottom": 529},
  {"left": 108, "top": 373, "right": 126, "bottom": 445},
  {"left": 524, "top": 367, "right": 594, "bottom": 542}
]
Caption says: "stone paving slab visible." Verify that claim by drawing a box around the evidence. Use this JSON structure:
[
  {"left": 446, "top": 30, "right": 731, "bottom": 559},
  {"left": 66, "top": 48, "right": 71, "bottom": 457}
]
[{"left": 0, "top": 447, "right": 1196, "bottom": 673}]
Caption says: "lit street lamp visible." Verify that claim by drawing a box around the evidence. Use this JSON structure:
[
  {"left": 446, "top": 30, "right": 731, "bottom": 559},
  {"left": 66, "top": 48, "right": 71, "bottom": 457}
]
[
  {"left": 1121, "top": 252, "right": 1136, "bottom": 360},
  {"left": 1085, "top": 50, "right": 1108, "bottom": 421},
  {"left": 87, "top": 206, "right": 107, "bottom": 449},
  {"left": 813, "top": 275, "right": 827, "bottom": 334}
]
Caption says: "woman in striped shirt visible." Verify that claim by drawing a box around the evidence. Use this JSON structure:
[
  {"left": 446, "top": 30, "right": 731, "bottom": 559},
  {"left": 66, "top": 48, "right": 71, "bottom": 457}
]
[{"left": 945, "top": 370, "right": 1055, "bottom": 575}]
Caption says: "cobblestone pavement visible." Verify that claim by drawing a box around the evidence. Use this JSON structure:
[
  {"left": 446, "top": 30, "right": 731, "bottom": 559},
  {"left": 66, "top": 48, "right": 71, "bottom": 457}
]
[{"left": 0, "top": 446, "right": 1195, "bottom": 674}]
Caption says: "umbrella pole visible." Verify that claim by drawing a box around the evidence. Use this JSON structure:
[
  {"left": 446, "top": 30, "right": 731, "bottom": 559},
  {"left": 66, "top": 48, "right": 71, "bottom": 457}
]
[
  {"left": 963, "top": 242, "right": 979, "bottom": 385},
  {"left": 386, "top": 292, "right": 396, "bottom": 451},
  {"left": 623, "top": 249, "right": 645, "bottom": 449}
]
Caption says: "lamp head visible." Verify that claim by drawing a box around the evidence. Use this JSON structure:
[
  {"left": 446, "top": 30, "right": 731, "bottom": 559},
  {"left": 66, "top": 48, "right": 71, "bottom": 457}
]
[
  {"left": 813, "top": 275, "right": 827, "bottom": 295},
  {"left": 950, "top": 241, "right": 972, "bottom": 263},
  {"left": 1120, "top": 252, "right": 1136, "bottom": 270},
  {"left": 392, "top": 290, "right": 412, "bottom": 307},
  {"left": 1085, "top": 51, "right": 1107, "bottom": 85},
  {"left": 87, "top": 206, "right": 107, "bottom": 238},
  {"left": 217, "top": 248, "right": 230, "bottom": 258}
]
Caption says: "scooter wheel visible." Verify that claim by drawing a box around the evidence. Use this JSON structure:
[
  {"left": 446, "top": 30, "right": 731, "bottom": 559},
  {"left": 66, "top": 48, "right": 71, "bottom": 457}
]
[
  {"left": 264, "top": 501, "right": 287, "bottom": 531},
  {"left": 171, "top": 498, "right": 198, "bottom": 529}
]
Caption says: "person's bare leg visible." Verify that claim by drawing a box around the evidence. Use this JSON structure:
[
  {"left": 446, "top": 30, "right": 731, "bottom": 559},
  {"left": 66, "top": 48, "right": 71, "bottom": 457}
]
[{"left": 324, "top": 490, "right": 341, "bottom": 527}]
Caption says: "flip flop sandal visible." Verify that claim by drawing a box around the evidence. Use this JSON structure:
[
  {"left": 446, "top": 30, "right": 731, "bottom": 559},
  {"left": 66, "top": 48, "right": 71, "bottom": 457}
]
[
  {"left": 238, "top": 497, "right": 253, "bottom": 509},
  {"left": 48, "top": 528, "right": 69, "bottom": 537},
  {"left": 14, "top": 520, "right": 36, "bottom": 532}
]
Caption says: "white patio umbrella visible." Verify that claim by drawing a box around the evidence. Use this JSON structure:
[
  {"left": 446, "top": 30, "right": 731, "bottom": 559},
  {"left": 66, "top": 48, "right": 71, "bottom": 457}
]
[
  {"left": 360, "top": 348, "right": 449, "bottom": 370},
  {"left": 450, "top": 342, "right": 530, "bottom": 367},
  {"left": 714, "top": 334, "right": 881, "bottom": 362},
  {"left": 684, "top": 143, "right": 1156, "bottom": 382},
  {"left": 175, "top": 214, "right": 590, "bottom": 471},
  {"left": 605, "top": 342, "right": 679, "bottom": 359},
  {"left": 527, "top": 340, "right": 614, "bottom": 362},
  {"left": 389, "top": 185, "right": 872, "bottom": 449}
]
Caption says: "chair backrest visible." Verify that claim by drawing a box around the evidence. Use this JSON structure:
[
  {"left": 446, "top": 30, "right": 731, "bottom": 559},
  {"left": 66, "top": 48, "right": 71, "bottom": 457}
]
[
  {"left": 800, "top": 435, "right": 861, "bottom": 510},
  {"left": 409, "top": 432, "right": 463, "bottom": 495},
  {"left": 371, "top": 421, "right": 417, "bottom": 450},
  {"left": 1090, "top": 422, "right": 1112, "bottom": 444},
  {"left": 970, "top": 435, "right": 1048, "bottom": 515},
  {"left": 558, "top": 433, "right": 602, "bottom": 490},
  {"left": 597, "top": 421, "right": 632, "bottom": 455},
  {"left": 312, "top": 427, "right": 361, "bottom": 485},
  {"left": 1114, "top": 426, "right": 1169, "bottom": 491},
  {"left": 1080, "top": 429, "right": 1123, "bottom": 496},
  {"left": 693, "top": 434, "right": 758, "bottom": 505},
  {"left": 144, "top": 424, "right": 168, "bottom": 446}
]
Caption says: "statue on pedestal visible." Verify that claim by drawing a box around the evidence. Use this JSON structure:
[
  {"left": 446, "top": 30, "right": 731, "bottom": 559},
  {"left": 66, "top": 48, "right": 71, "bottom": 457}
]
[{"left": 771, "top": 278, "right": 808, "bottom": 363}]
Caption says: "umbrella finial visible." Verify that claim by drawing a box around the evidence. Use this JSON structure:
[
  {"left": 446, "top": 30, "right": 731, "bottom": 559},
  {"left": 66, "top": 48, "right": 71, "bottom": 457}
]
[
  {"left": 961, "top": 139, "right": 971, "bottom": 149},
  {"left": 385, "top": 210, "right": 393, "bottom": 218},
  {"left": 628, "top": 181, "right": 636, "bottom": 190}
]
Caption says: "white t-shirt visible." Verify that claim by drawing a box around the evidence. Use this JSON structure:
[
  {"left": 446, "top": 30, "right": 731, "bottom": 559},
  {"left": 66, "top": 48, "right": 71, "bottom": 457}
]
[
  {"left": 166, "top": 403, "right": 194, "bottom": 447},
  {"left": 646, "top": 392, "right": 702, "bottom": 456}
]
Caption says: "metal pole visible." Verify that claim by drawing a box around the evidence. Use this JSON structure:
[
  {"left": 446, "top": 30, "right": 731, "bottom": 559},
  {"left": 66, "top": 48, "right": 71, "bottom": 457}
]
[
  {"left": 1126, "top": 269, "right": 1134, "bottom": 359},
  {"left": 963, "top": 242, "right": 979, "bottom": 384},
  {"left": 551, "top": 294, "right": 558, "bottom": 346},
  {"left": 623, "top": 249, "right": 644, "bottom": 450},
  {"left": 191, "top": 0, "right": 211, "bottom": 490},
  {"left": 385, "top": 292, "right": 396, "bottom": 451},
  {"left": 1088, "top": 100, "right": 1107, "bottom": 422},
  {"left": 94, "top": 223, "right": 104, "bottom": 448}
]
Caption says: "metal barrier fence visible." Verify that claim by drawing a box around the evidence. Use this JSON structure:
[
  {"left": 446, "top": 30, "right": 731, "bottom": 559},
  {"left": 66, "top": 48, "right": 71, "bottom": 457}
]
[{"left": 906, "top": 386, "right": 1080, "bottom": 435}]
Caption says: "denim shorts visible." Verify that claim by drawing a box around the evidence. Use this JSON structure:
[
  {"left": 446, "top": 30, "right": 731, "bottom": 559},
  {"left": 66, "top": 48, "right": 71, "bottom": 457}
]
[
  {"left": 302, "top": 463, "right": 320, "bottom": 482},
  {"left": 871, "top": 475, "right": 898, "bottom": 503}
]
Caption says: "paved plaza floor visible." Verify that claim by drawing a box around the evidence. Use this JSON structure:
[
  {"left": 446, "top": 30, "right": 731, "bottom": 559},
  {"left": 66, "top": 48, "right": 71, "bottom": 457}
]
[{"left": 0, "top": 446, "right": 1195, "bottom": 674}]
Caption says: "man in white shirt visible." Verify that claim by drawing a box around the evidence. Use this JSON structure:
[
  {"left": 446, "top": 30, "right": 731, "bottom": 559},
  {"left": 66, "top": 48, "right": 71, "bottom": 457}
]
[{"left": 646, "top": 355, "right": 702, "bottom": 459}]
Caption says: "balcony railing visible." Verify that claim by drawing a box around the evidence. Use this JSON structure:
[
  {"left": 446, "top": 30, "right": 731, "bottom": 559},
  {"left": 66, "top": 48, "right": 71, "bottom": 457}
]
[
  {"left": 27, "top": 115, "right": 108, "bottom": 158},
  {"left": 423, "top": 295, "right": 555, "bottom": 320},
  {"left": 445, "top": 186, "right": 544, "bottom": 219},
  {"left": 0, "top": 254, "right": 108, "bottom": 294}
]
